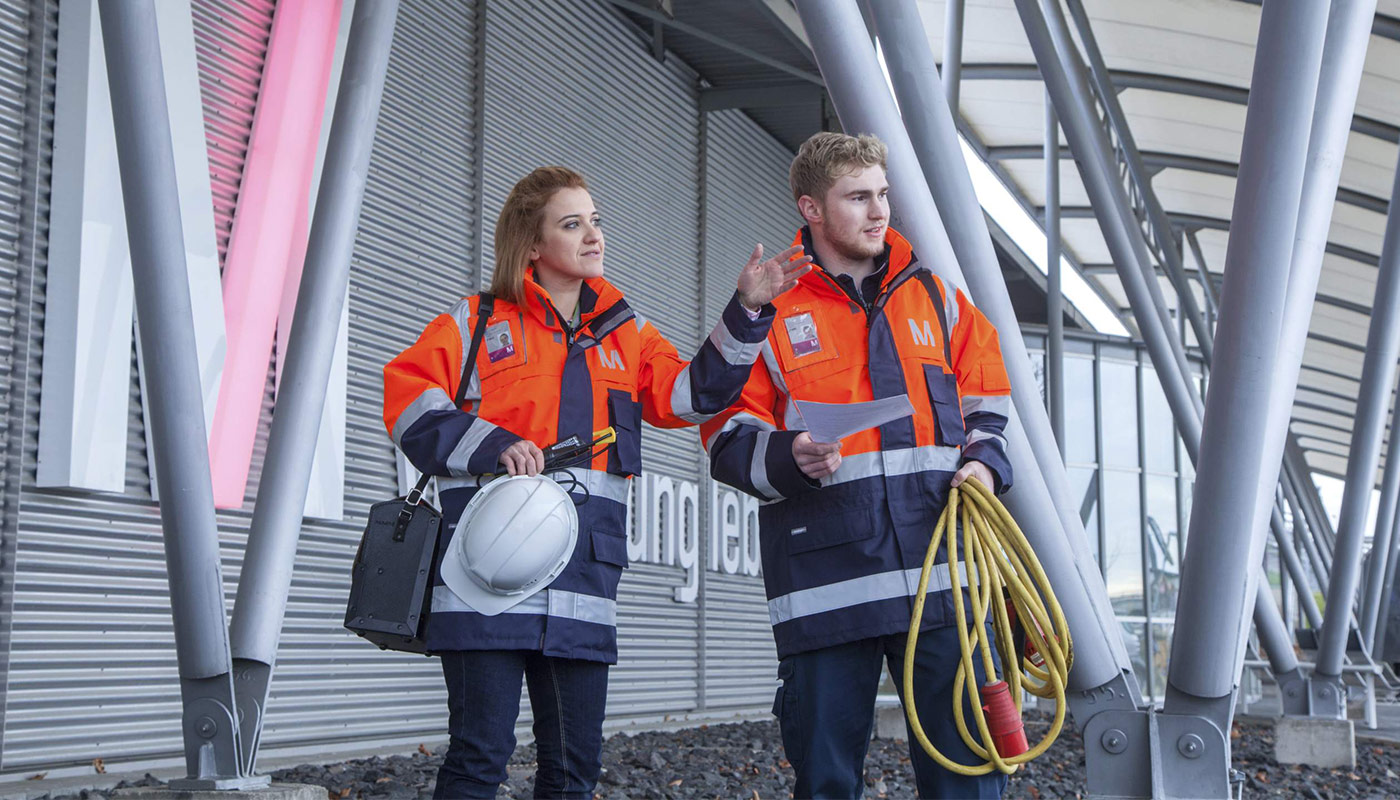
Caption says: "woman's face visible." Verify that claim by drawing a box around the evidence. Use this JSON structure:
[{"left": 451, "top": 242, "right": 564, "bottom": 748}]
[{"left": 530, "top": 187, "right": 605, "bottom": 283}]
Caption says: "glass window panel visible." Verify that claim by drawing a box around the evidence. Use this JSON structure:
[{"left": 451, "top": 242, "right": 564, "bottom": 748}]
[
  {"left": 1146, "top": 475, "right": 1179, "bottom": 619},
  {"left": 1030, "top": 351, "right": 1046, "bottom": 406},
  {"left": 1064, "top": 356, "right": 1097, "bottom": 466},
  {"left": 1100, "top": 360, "right": 1139, "bottom": 468},
  {"left": 1120, "top": 620, "right": 1150, "bottom": 700},
  {"left": 1068, "top": 465, "right": 1100, "bottom": 565},
  {"left": 1151, "top": 623, "right": 1173, "bottom": 700},
  {"left": 1142, "top": 368, "right": 1176, "bottom": 474},
  {"left": 1104, "top": 469, "right": 1145, "bottom": 617}
]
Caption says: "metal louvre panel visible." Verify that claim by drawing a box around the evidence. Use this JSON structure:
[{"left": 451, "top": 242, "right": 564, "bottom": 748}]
[
  {"left": 613, "top": 564, "right": 699, "bottom": 714},
  {"left": 700, "top": 108, "right": 795, "bottom": 709},
  {"left": 702, "top": 109, "right": 801, "bottom": 323},
  {"left": 0, "top": 0, "right": 41, "bottom": 767},
  {"left": 191, "top": 0, "right": 277, "bottom": 266},
  {"left": 702, "top": 574, "right": 777, "bottom": 708},
  {"left": 2, "top": 0, "right": 482, "bottom": 770},
  {"left": 482, "top": 0, "right": 704, "bottom": 716},
  {"left": 482, "top": 0, "right": 704, "bottom": 488}
]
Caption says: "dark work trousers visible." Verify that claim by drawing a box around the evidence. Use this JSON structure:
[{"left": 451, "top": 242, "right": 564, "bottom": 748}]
[
  {"left": 774, "top": 624, "right": 1009, "bottom": 799},
  {"left": 434, "top": 650, "right": 609, "bottom": 799}
]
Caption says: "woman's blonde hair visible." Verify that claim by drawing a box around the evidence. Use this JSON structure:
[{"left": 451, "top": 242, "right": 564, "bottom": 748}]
[
  {"left": 491, "top": 166, "right": 589, "bottom": 305},
  {"left": 789, "top": 132, "right": 887, "bottom": 204}
]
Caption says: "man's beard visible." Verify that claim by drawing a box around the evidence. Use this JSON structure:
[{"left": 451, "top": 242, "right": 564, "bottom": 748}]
[{"left": 830, "top": 228, "right": 885, "bottom": 262}]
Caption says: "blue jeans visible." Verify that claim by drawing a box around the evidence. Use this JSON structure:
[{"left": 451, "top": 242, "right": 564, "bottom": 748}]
[
  {"left": 774, "top": 625, "right": 1009, "bottom": 799},
  {"left": 434, "top": 650, "right": 609, "bottom": 799}
]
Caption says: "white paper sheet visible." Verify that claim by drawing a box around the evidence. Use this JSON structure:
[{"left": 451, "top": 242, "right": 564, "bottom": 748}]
[{"left": 794, "top": 395, "right": 917, "bottom": 443}]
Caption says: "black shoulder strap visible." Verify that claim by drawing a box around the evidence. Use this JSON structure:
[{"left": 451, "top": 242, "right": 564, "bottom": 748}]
[
  {"left": 913, "top": 271, "right": 954, "bottom": 367},
  {"left": 406, "top": 293, "right": 495, "bottom": 503}
]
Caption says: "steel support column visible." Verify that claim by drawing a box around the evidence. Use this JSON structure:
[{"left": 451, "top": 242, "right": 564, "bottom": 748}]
[
  {"left": 799, "top": 0, "right": 1141, "bottom": 706},
  {"left": 97, "top": 0, "right": 263, "bottom": 788},
  {"left": 1285, "top": 474, "right": 1332, "bottom": 595},
  {"left": 1255, "top": 575, "right": 1309, "bottom": 716},
  {"left": 1288, "top": 437, "right": 1338, "bottom": 558},
  {"left": 1373, "top": 496, "right": 1400, "bottom": 660},
  {"left": 942, "top": 0, "right": 963, "bottom": 110},
  {"left": 226, "top": 0, "right": 400, "bottom": 773},
  {"left": 1272, "top": 499, "right": 1325, "bottom": 631},
  {"left": 1361, "top": 378, "right": 1400, "bottom": 648},
  {"left": 1165, "top": 0, "right": 1329, "bottom": 721},
  {"left": 865, "top": 0, "right": 1140, "bottom": 698},
  {"left": 1046, "top": 92, "right": 1065, "bottom": 457},
  {"left": 1317, "top": 155, "right": 1400, "bottom": 687}
]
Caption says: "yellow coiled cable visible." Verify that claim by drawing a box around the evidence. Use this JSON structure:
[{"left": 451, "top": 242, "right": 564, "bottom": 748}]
[{"left": 903, "top": 477, "right": 1073, "bottom": 776}]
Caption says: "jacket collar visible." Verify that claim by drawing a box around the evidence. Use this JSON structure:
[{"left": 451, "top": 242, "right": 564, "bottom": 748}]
[
  {"left": 522, "top": 270, "right": 627, "bottom": 333},
  {"left": 792, "top": 226, "right": 918, "bottom": 300}
]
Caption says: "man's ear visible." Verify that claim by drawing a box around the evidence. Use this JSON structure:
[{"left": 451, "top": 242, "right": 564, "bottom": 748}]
[{"left": 797, "top": 195, "right": 822, "bottom": 225}]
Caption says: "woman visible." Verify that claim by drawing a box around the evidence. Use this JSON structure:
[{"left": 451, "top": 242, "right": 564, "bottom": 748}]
[{"left": 383, "top": 166, "right": 809, "bottom": 799}]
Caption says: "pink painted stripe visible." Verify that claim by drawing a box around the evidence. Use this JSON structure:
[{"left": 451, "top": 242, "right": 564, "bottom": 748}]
[{"left": 208, "top": 0, "right": 343, "bottom": 508}]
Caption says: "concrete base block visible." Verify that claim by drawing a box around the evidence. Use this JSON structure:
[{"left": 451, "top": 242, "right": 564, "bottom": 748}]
[
  {"left": 1274, "top": 716, "right": 1356, "bottom": 769},
  {"left": 875, "top": 704, "right": 908, "bottom": 741},
  {"left": 113, "top": 783, "right": 324, "bottom": 800}
]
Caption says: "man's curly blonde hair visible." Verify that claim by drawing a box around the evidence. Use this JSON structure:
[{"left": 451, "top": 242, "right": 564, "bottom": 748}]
[{"left": 789, "top": 132, "right": 888, "bottom": 204}]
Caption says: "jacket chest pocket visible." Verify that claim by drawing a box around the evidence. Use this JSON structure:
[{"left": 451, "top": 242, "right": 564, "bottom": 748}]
[
  {"left": 923, "top": 363, "right": 966, "bottom": 447},
  {"left": 606, "top": 388, "right": 643, "bottom": 476},
  {"left": 774, "top": 304, "right": 851, "bottom": 391},
  {"left": 476, "top": 313, "right": 530, "bottom": 385}
]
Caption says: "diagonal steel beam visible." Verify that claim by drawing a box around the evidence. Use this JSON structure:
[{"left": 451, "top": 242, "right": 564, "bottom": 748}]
[
  {"left": 1062, "top": 0, "right": 1213, "bottom": 364},
  {"left": 959, "top": 63, "right": 1400, "bottom": 144}
]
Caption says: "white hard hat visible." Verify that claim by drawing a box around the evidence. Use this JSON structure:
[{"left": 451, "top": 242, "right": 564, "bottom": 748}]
[{"left": 440, "top": 475, "right": 579, "bottom": 616}]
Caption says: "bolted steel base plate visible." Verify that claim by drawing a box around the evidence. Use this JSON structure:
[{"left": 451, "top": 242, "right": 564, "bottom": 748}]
[{"left": 168, "top": 774, "right": 272, "bottom": 791}]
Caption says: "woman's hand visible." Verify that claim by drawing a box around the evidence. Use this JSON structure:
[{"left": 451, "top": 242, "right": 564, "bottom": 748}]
[
  {"left": 499, "top": 440, "right": 545, "bottom": 476},
  {"left": 737, "top": 244, "right": 813, "bottom": 311}
]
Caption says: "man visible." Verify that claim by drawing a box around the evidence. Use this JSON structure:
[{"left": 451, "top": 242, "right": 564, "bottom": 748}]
[{"left": 702, "top": 132, "right": 1013, "bottom": 799}]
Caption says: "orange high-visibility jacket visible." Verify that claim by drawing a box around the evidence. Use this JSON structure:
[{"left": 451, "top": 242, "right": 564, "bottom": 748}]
[
  {"left": 701, "top": 227, "right": 1013, "bottom": 658},
  {"left": 384, "top": 272, "right": 773, "bottom": 661}
]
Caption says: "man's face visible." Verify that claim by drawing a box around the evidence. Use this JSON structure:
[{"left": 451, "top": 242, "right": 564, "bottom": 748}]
[{"left": 806, "top": 165, "right": 889, "bottom": 262}]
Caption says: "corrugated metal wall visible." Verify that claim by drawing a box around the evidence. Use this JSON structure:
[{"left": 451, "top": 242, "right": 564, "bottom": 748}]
[
  {"left": 481, "top": 0, "right": 706, "bottom": 718},
  {"left": 0, "top": 0, "right": 54, "bottom": 765},
  {"left": 0, "top": 0, "right": 803, "bottom": 774},
  {"left": 699, "top": 109, "right": 799, "bottom": 709}
]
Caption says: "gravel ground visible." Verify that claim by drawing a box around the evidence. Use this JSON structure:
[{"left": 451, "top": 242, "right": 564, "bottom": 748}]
[{"left": 39, "top": 711, "right": 1400, "bottom": 799}]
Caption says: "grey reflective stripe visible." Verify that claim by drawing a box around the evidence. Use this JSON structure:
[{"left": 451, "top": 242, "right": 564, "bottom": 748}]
[
  {"left": 709, "top": 315, "right": 764, "bottom": 366},
  {"left": 391, "top": 387, "right": 455, "bottom": 444},
  {"left": 767, "top": 563, "right": 968, "bottom": 626},
  {"left": 751, "top": 430, "right": 780, "bottom": 501},
  {"left": 822, "top": 445, "right": 962, "bottom": 487},
  {"left": 668, "top": 368, "right": 708, "bottom": 424},
  {"left": 962, "top": 393, "right": 1010, "bottom": 418},
  {"left": 704, "top": 410, "right": 776, "bottom": 450},
  {"left": 432, "top": 585, "right": 617, "bottom": 626},
  {"left": 446, "top": 297, "right": 482, "bottom": 400},
  {"left": 438, "top": 468, "right": 631, "bottom": 504},
  {"left": 761, "top": 342, "right": 790, "bottom": 395},
  {"left": 965, "top": 428, "right": 1008, "bottom": 450},
  {"left": 940, "top": 274, "right": 962, "bottom": 333},
  {"left": 548, "top": 589, "right": 618, "bottom": 626},
  {"left": 444, "top": 416, "right": 503, "bottom": 476}
]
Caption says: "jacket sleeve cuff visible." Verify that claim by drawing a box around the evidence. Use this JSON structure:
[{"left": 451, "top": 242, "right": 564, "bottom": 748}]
[
  {"left": 722, "top": 291, "right": 776, "bottom": 343},
  {"left": 466, "top": 426, "right": 523, "bottom": 475},
  {"left": 960, "top": 444, "right": 1013, "bottom": 495},
  {"left": 764, "top": 429, "right": 822, "bottom": 499}
]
